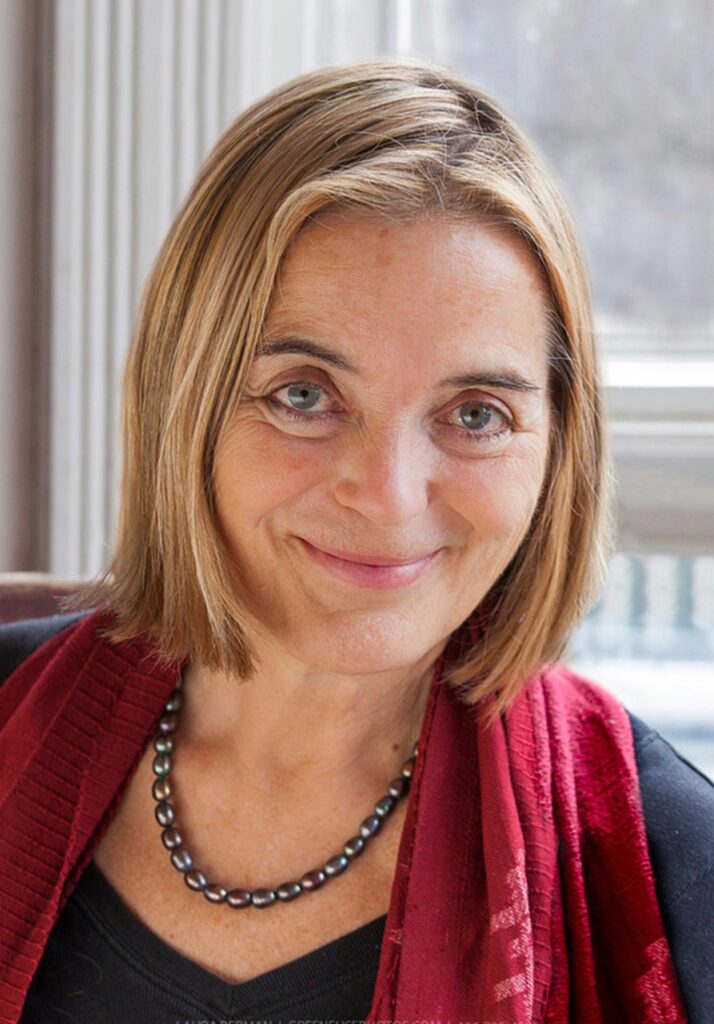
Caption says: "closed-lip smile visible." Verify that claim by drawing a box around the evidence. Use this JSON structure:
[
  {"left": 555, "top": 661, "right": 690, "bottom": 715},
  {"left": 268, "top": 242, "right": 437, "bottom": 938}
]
[
  {"left": 301, "top": 540, "right": 439, "bottom": 566},
  {"left": 296, "top": 537, "right": 443, "bottom": 590}
]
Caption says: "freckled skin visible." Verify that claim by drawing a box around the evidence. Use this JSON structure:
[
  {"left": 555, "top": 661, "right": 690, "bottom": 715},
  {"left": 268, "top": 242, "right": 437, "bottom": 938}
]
[{"left": 212, "top": 211, "right": 552, "bottom": 679}]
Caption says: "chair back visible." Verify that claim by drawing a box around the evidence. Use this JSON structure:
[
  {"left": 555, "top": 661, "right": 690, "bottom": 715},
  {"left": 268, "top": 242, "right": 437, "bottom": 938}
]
[{"left": 0, "top": 573, "right": 84, "bottom": 625}]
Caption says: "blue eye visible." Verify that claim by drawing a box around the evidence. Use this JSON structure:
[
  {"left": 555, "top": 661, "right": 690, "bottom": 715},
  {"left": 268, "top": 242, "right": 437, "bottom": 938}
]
[
  {"left": 268, "top": 381, "right": 334, "bottom": 420},
  {"left": 458, "top": 402, "right": 494, "bottom": 431},
  {"left": 283, "top": 382, "right": 324, "bottom": 412},
  {"left": 452, "top": 401, "right": 512, "bottom": 443}
]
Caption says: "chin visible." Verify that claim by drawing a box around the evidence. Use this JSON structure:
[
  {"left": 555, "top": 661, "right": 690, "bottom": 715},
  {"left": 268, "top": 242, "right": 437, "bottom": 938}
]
[{"left": 283, "top": 614, "right": 447, "bottom": 677}]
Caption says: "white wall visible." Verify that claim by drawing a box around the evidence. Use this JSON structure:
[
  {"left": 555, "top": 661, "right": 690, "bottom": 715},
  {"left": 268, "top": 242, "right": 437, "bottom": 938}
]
[{"left": 0, "top": 0, "right": 38, "bottom": 570}]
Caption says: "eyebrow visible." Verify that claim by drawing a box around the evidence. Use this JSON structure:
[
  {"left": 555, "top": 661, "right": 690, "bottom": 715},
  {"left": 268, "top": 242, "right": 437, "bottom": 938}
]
[{"left": 255, "top": 337, "right": 543, "bottom": 394}]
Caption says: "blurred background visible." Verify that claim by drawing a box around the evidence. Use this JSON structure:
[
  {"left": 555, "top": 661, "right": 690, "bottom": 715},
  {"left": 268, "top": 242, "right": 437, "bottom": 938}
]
[{"left": 0, "top": 0, "right": 712, "bottom": 775}]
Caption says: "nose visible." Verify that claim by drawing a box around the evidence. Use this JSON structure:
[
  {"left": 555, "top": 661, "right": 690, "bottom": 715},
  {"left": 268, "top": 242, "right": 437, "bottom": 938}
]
[{"left": 331, "top": 422, "right": 433, "bottom": 526}]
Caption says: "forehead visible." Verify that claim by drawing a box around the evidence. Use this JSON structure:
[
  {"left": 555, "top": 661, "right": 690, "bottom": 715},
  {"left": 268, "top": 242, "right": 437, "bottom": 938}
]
[{"left": 263, "top": 211, "right": 551, "bottom": 374}]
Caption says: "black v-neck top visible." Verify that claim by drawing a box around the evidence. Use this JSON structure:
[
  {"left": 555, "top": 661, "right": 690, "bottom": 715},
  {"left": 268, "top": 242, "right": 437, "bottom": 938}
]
[{"left": 19, "top": 856, "right": 386, "bottom": 1024}]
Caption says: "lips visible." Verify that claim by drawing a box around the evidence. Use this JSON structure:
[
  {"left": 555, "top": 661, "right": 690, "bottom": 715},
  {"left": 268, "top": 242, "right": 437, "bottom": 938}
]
[
  {"left": 300, "top": 540, "right": 438, "bottom": 566},
  {"left": 296, "top": 537, "right": 443, "bottom": 590}
]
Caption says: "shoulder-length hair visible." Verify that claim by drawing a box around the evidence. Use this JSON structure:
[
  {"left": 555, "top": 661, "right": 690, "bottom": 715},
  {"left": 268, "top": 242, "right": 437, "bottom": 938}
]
[{"left": 69, "top": 57, "right": 613, "bottom": 724}]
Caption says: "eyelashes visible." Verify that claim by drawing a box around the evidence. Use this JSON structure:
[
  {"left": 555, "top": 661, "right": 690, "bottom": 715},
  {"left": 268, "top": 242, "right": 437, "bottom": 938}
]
[{"left": 264, "top": 380, "right": 514, "bottom": 446}]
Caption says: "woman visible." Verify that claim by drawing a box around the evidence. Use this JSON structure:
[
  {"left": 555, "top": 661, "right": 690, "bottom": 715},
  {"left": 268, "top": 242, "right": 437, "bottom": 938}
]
[{"left": 0, "top": 57, "right": 712, "bottom": 1024}]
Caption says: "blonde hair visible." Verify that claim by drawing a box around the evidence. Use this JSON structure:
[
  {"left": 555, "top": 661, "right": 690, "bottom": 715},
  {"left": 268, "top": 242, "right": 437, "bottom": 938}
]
[{"left": 69, "top": 57, "right": 613, "bottom": 724}]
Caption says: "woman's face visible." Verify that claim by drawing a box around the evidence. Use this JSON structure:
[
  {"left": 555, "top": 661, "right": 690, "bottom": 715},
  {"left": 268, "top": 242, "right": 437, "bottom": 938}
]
[{"left": 213, "top": 211, "right": 552, "bottom": 676}]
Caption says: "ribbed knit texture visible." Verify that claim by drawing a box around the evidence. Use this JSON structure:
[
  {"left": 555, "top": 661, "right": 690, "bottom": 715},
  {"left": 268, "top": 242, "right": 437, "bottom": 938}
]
[
  {"left": 364, "top": 615, "right": 687, "bottom": 1022},
  {"left": 0, "top": 612, "right": 178, "bottom": 1024},
  {"left": 0, "top": 610, "right": 688, "bottom": 1023}
]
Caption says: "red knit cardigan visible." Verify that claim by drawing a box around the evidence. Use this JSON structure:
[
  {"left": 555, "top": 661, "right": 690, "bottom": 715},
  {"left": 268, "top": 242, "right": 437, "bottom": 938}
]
[{"left": 0, "top": 611, "right": 687, "bottom": 1023}]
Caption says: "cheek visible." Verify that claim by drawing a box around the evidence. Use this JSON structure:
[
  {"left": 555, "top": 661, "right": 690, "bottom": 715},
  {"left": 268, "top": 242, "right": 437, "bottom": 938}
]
[
  {"left": 213, "top": 423, "right": 325, "bottom": 534},
  {"left": 447, "top": 440, "right": 548, "bottom": 541}
]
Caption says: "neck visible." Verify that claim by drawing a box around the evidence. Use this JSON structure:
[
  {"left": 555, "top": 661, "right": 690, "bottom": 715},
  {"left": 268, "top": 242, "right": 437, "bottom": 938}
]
[{"left": 178, "top": 635, "right": 448, "bottom": 809}]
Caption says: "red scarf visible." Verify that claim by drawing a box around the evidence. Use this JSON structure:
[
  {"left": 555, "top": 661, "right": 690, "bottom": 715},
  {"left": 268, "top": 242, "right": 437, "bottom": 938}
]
[{"left": 0, "top": 611, "right": 686, "bottom": 1023}]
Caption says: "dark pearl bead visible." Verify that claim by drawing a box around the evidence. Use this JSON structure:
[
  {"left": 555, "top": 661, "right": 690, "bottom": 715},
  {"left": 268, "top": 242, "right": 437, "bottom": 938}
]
[
  {"left": 154, "top": 734, "right": 174, "bottom": 754},
  {"left": 164, "top": 689, "right": 183, "bottom": 713},
  {"left": 324, "top": 854, "right": 348, "bottom": 876},
  {"left": 170, "top": 848, "right": 193, "bottom": 872},
  {"left": 374, "top": 795, "right": 396, "bottom": 817},
  {"left": 387, "top": 777, "right": 407, "bottom": 798},
  {"left": 226, "top": 889, "right": 252, "bottom": 908},
  {"left": 400, "top": 757, "right": 415, "bottom": 779},
  {"left": 152, "top": 753, "right": 171, "bottom": 777},
  {"left": 185, "top": 868, "right": 207, "bottom": 891},
  {"left": 343, "top": 835, "right": 365, "bottom": 858},
  {"left": 300, "top": 869, "right": 326, "bottom": 891},
  {"left": 161, "top": 827, "right": 182, "bottom": 850},
  {"left": 158, "top": 713, "right": 178, "bottom": 734},
  {"left": 251, "top": 888, "right": 277, "bottom": 908},
  {"left": 359, "top": 815, "right": 382, "bottom": 838},
  {"left": 204, "top": 883, "right": 228, "bottom": 903},
  {"left": 276, "top": 881, "right": 302, "bottom": 901},
  {"left": 155, "top": 801, "right": 175, "bottom": 827},
  {"left": 152, "top": 777, "right": 172, "bottom": 801}
]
